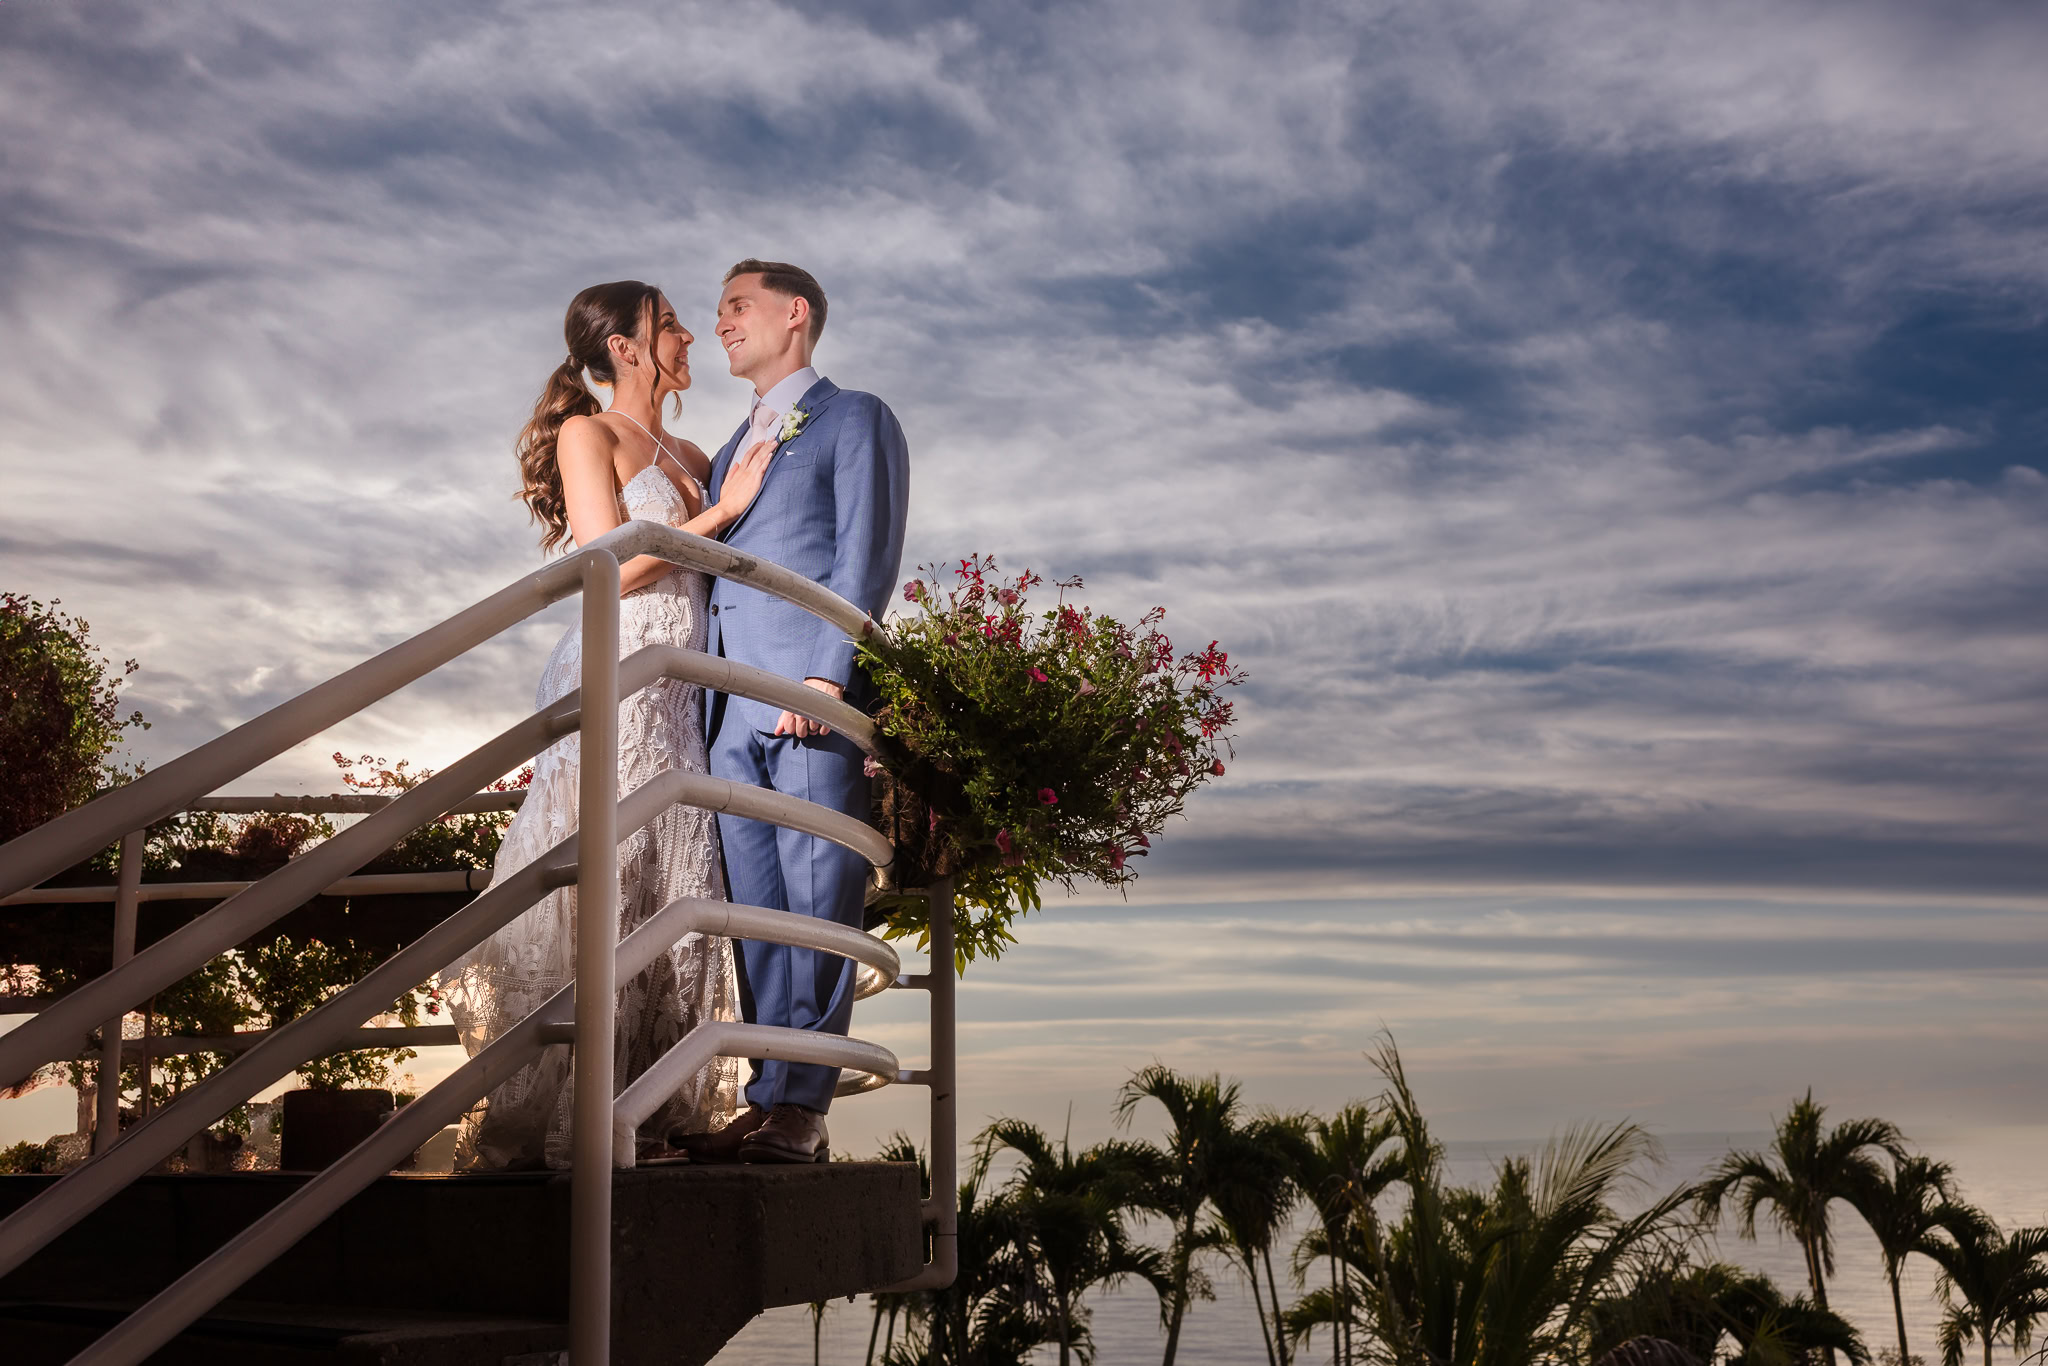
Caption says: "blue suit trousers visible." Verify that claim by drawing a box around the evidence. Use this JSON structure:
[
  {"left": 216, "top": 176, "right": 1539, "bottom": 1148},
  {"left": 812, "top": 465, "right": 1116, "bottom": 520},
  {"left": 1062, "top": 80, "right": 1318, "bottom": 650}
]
[{"left": 709, "top": 713, "right": 871, "bottom": 1113}]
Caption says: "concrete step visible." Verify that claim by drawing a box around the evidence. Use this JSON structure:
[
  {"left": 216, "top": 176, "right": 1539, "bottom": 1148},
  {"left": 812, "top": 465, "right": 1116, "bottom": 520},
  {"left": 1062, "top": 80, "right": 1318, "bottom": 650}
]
[
  {"left": 0, "top": 1299, "right": 567, "bottom": 1365},
  {"left": 1, "top": 1163, "right": 926, "bottom": 1365}
]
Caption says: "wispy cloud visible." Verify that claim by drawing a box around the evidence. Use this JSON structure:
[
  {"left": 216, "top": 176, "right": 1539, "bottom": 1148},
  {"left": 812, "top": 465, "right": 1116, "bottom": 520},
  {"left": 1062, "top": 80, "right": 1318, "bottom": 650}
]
[{"left": 2, "top": 0, "right": 2044, "bottom": 1132}]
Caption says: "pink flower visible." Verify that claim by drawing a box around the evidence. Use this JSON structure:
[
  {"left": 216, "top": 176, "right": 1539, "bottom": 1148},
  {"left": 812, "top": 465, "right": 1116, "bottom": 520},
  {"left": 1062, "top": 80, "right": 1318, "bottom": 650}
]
[
  {"left": 996, "top": 828, "right": 1013, "bottom": 855},
  {"left": 944, "top": 632, "right": 960, "bottom": 647},
  {"left": 1135, "top": 834, "right": 1150, "bottom": 848},
  {"left": 863, "top": 755, "right": 882, "bottom": 778},
  {"left": 1211, "top": 759, "right": 1226, "bottom": 776},
  {"left": 1108, "top": 844, "right": 1127, "bottom": 869},
  {"left": 1077, "top": 679, "right": 1097, "bottom": 696},
  {"left": 902, "top": 580, "right": 923, "bottom": 602},
  {"left": 997, "top": 588, "right": 1018, "bottom": 606},
  {"left": 1038, "top": 788, "right": 1058, "bottom": 806},
  {"left": 1029, "top": 667, "right": 1049, "bottom": 683},
  {"left": 929, "top": 808, "right": 941, "bottom": 833}
]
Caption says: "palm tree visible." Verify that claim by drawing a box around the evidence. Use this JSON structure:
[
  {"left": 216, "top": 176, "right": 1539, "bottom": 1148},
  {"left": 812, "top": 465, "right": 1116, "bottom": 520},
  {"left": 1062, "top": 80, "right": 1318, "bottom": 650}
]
[
  {"left": 1284, "top": 1102, "right": 1402, "bottom": 1366},
  {"left": 1696, "top": 1091, "right": 1906, "bottom": 1363},
  {"left": 1710, "top": 1266, "right": 1871, "bottom": 1366},
  {"left": 981, "top": 1116, "right": 1168, "bottom": 1366},
  {"left": 870, "top": 1132, "right": 928, "bottom": 1366},
  {"left": 1847, "top": 1154, "right": 1957, "bottom": 1366},
  {"left": 1919, "top": 1205, "right": 2048, "bottom": 1366},
  {"left": 1590, "top": 1259, "right": 1869, "bottom": 1366},
  {"left": 1292, "top": 1038, "right": 1692, "bottom": 1366},
  {"left": 1115, "top": 1065, "right": 1244, "bottom": 1366},
  {"left": 1209, "top": 1112, "right": 1306, "bottom": 1366},
  {"left": 884, "top": 1148, "right": 1045, "bottom": 1366}
]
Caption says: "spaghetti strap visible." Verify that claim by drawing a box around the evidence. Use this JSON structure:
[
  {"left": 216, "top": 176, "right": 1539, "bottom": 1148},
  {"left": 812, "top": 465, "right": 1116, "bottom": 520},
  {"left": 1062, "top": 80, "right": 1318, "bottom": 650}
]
[{"left": 610, "top": 410, "right": 702, "bottom": 492}]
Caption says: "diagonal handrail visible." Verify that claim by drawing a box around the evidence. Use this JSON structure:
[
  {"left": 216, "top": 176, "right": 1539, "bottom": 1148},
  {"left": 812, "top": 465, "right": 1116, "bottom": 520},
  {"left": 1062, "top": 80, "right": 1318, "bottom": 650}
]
[
  {"left": 0, "top": 517, "right": 943, "bottom": 1364},
  {"left": 0, "top": 643, "right": 882, "bottom": 1089},
  {"left": 67, "top": 978, "right": 577, "bottom": 1366},
  {"left": 58, "top": 864, "right": 909, "bottom": 1366},
  {"left": 0, "top": 520, "right": 876, "bottom": 902},
  {"left": 0, "top": 696, "right": 578, "bottom": 1087},
  {"left": 0, "top": 755, "right": 898, "bottom": 1281}
]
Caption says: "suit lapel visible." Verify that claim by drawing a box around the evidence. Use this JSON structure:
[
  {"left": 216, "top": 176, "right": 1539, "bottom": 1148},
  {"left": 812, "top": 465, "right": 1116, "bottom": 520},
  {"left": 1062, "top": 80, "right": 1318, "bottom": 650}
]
[{"left": 719, "top": 376, "right": 841, "bottom": 543}]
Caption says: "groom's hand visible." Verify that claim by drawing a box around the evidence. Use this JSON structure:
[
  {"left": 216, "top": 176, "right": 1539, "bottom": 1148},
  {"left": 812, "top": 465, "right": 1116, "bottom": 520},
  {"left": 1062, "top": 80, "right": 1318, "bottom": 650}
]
[{"left": 775, "top": 677, "right": 845, "bottom": 739}]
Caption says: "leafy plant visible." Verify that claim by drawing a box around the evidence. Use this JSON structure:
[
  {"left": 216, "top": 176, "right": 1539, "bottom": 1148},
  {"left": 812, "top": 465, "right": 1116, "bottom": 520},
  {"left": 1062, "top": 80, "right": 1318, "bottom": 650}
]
[
  {"left": 858, "top": 555, "right": 1242, "bottom": 965},
  {"left": 0, "top": 592, "right": 147, "bottom": 844},
  {"left": 236, "top": 934, "right": 427, "bottom": 1091},
  {"left": 333, "top": 752, "right": 529, "bottom": 872}
]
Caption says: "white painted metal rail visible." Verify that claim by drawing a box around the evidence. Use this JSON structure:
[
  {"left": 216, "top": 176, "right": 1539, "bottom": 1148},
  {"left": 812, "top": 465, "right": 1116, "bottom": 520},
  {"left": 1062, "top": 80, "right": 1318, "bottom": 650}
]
[{"left": 0, "top": 520, "right": 959, "bottom": 1364}]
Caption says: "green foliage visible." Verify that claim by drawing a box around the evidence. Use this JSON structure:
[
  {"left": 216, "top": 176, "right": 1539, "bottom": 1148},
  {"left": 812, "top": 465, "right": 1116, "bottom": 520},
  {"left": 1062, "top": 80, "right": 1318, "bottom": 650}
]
[
  {"left": 1696, "top": 1089, "right": 1908, "bottom": 1335},
  {"left": 1848, "top": 1155, "right": 1960, "bottom": 1366},
  {"left": 0, "top": 592, "right": 147, "bottom": 844},
  {"left": 981, "top": 1118, "right": 1171, "bottom": 1366},
  {"left": 334, "top": 752, "right": 525, "bottom": 872},
  {"left": 858, "top": 555, "right": 1242, "bottom": 967},
  {"left": 0, "top": 1138, "right": 59, "bottom": 1173},
  {"left": 236, "top": 933, "right": 425, "bottom": 1091},
  {"left": 1920, "top": 1205, "right": 2048, "bottom": 1366},
  {"left": 1590, "top": 1260, "right": 1871, "bottom": 1366}
]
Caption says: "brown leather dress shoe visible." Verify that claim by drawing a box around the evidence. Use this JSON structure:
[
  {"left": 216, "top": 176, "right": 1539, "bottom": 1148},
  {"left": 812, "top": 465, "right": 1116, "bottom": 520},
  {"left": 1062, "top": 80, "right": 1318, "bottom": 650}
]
[
  {"left": 668, "top": 1105, "right": 768, "bottom": 1165},
  {"left": 739, "top": 1104, "right": 830, "bottom": 1164}
]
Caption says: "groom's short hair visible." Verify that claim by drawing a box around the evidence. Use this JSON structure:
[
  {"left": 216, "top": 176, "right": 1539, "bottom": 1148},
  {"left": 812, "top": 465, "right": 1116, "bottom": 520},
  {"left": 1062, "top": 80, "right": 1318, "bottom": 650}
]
[{"left": 725, "top": 259, "right": 827, "bottom": 344}]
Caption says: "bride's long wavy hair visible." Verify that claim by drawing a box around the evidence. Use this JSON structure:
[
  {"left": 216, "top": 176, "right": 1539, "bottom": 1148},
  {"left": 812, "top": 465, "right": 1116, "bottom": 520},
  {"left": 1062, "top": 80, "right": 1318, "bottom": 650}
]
[{"left": 515, "top": 280, "right": 673, "bottom": 552}]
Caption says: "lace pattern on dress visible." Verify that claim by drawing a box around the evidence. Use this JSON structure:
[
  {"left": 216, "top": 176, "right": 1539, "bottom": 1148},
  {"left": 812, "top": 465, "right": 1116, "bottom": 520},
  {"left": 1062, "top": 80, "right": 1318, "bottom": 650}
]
[{"left": 440, "top": 464, "right": 739, "bottom": 1170}]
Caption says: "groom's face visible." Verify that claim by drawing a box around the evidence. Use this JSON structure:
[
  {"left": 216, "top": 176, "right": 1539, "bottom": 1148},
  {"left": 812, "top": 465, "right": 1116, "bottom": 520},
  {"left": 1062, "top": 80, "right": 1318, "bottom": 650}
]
[{"left": 716, "top": 274, "right": 800, "bottom": 384}]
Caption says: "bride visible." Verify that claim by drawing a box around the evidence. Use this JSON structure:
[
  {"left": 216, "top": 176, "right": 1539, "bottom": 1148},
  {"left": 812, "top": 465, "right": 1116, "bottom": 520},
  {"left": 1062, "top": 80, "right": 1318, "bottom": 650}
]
[{"left": 440, "top": 280, "right": 776, "bottom": 1170}]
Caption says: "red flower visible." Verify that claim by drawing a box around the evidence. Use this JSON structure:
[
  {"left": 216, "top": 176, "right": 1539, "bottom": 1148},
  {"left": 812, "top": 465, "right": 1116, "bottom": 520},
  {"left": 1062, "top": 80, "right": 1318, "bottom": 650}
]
[
  {"left": 1029, "top": 667, "right": 1049, "bottom": 683},
  {"left": 1211, "top": 759, "right": 1226, "bottom": 776},
  {"left": 1039, "top": 788, "right": 1058, "bottom": 805},
  {"left": 1108, "top": 844, "right": 1127, "bottom": 869},
  {"left": 996, "top": 828, "right": 1013, "bottom": 855},
  {"left": 1135, "top": 834, "right": 1150, "bottom": 848}
]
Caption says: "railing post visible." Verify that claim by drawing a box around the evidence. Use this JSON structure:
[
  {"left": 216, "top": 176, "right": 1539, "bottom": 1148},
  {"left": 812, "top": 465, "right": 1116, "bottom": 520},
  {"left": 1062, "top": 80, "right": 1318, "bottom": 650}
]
[
  {"left": 927, "top": 877, "right": 957, "bottom": 1278},
  {"left": 93, "top": 830, "right": 143, "bottom": 1156},
  {"left": 570, "top": 552, "right": 621, "bottom": 1366}
]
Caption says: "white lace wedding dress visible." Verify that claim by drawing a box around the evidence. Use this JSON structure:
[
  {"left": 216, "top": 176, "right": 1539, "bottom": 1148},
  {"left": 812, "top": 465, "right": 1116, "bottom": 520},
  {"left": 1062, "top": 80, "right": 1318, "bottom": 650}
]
[{"left": 441, "top": 461, "right": 740, "bottom": 1170}]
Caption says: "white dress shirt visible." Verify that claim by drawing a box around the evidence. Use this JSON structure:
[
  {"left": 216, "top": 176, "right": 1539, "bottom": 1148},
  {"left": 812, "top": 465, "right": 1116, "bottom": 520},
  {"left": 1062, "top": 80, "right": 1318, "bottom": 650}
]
[{"left": 750, "top": 365, "right": 821, "bottom": 436}]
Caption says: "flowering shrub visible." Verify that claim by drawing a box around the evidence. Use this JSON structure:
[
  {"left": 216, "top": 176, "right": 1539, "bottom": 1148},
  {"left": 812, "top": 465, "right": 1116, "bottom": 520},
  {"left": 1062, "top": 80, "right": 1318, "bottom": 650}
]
[
  {"left": 857, "top": 555, "right": 1242, "bottom": 966},
  {"left": 333, "top": 753, "right": 531, "bottom": 872}
]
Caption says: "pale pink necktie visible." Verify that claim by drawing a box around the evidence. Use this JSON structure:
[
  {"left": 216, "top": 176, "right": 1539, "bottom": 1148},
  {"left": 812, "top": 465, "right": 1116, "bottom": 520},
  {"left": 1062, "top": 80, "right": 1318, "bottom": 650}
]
[{"left": 744, "top": 402, "right": 780, "bottom": 453}]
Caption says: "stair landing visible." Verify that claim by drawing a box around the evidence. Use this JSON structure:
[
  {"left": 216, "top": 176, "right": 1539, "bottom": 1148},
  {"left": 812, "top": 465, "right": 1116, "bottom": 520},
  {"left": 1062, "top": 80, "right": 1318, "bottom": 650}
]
[{"left": 1, "top": 1163, "right": 925, "bottom": 1365}]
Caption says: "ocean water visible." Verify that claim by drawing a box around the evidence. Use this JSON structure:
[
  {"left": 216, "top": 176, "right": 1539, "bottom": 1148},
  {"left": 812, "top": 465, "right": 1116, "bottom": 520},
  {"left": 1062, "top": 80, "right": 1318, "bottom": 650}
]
[{"left": 717, "top": 1127, "right": 2048, "bottom": 1365}]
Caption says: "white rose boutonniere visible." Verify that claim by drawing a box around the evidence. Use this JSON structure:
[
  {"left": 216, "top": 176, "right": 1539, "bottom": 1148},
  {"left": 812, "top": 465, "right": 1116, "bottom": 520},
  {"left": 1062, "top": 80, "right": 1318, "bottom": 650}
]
[{"left": 779, "top": 406, "right": 811, "bottom": 444}]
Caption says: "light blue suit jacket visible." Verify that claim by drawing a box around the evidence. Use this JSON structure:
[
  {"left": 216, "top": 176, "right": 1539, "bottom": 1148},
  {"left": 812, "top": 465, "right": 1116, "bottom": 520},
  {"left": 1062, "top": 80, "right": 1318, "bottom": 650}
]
[{"left": 706, "top": 376, "right": 910, "bottom": 732}]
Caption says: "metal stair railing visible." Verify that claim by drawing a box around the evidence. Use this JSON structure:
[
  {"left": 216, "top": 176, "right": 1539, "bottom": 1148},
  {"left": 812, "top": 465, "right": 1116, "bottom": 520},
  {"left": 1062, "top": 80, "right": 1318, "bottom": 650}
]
[{"left": 0, "top": 520, "right": 958, "bottom": 1366}]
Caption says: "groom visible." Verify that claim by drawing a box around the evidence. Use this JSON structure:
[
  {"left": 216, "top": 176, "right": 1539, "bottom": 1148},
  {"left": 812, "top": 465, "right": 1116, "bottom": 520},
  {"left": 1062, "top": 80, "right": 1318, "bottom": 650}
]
[{"left": 685, "top": 259, "right": 910, "bottom": 1164}]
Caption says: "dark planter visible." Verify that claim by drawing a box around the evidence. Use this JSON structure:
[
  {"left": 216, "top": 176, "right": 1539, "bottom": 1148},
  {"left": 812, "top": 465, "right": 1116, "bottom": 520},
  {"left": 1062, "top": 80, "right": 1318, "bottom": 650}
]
[{"left": 279, "top": 1088, "right": 395, "bottom": 1172}]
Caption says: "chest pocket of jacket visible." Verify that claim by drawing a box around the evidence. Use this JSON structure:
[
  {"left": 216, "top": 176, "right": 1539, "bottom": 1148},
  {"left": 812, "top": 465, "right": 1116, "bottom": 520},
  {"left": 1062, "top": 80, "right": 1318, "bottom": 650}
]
[{"left": 773, "top": 445, "right": 827, "bottom": 474}]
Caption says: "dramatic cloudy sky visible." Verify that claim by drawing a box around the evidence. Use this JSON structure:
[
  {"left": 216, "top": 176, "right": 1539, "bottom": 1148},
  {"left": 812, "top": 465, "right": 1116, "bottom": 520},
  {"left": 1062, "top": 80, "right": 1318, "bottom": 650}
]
[{"left": 3, "top": 0, "right": 2045, "bottom": 1147}]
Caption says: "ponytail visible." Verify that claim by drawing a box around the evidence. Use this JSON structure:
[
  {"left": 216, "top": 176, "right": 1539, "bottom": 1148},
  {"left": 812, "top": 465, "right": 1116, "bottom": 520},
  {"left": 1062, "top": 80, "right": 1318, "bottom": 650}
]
[
  {"left": 514, "top": 358, "right": 601, "bottom": 552},
  {"left": 512, "top": 280, "right": 664, "bottom": 553}
]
